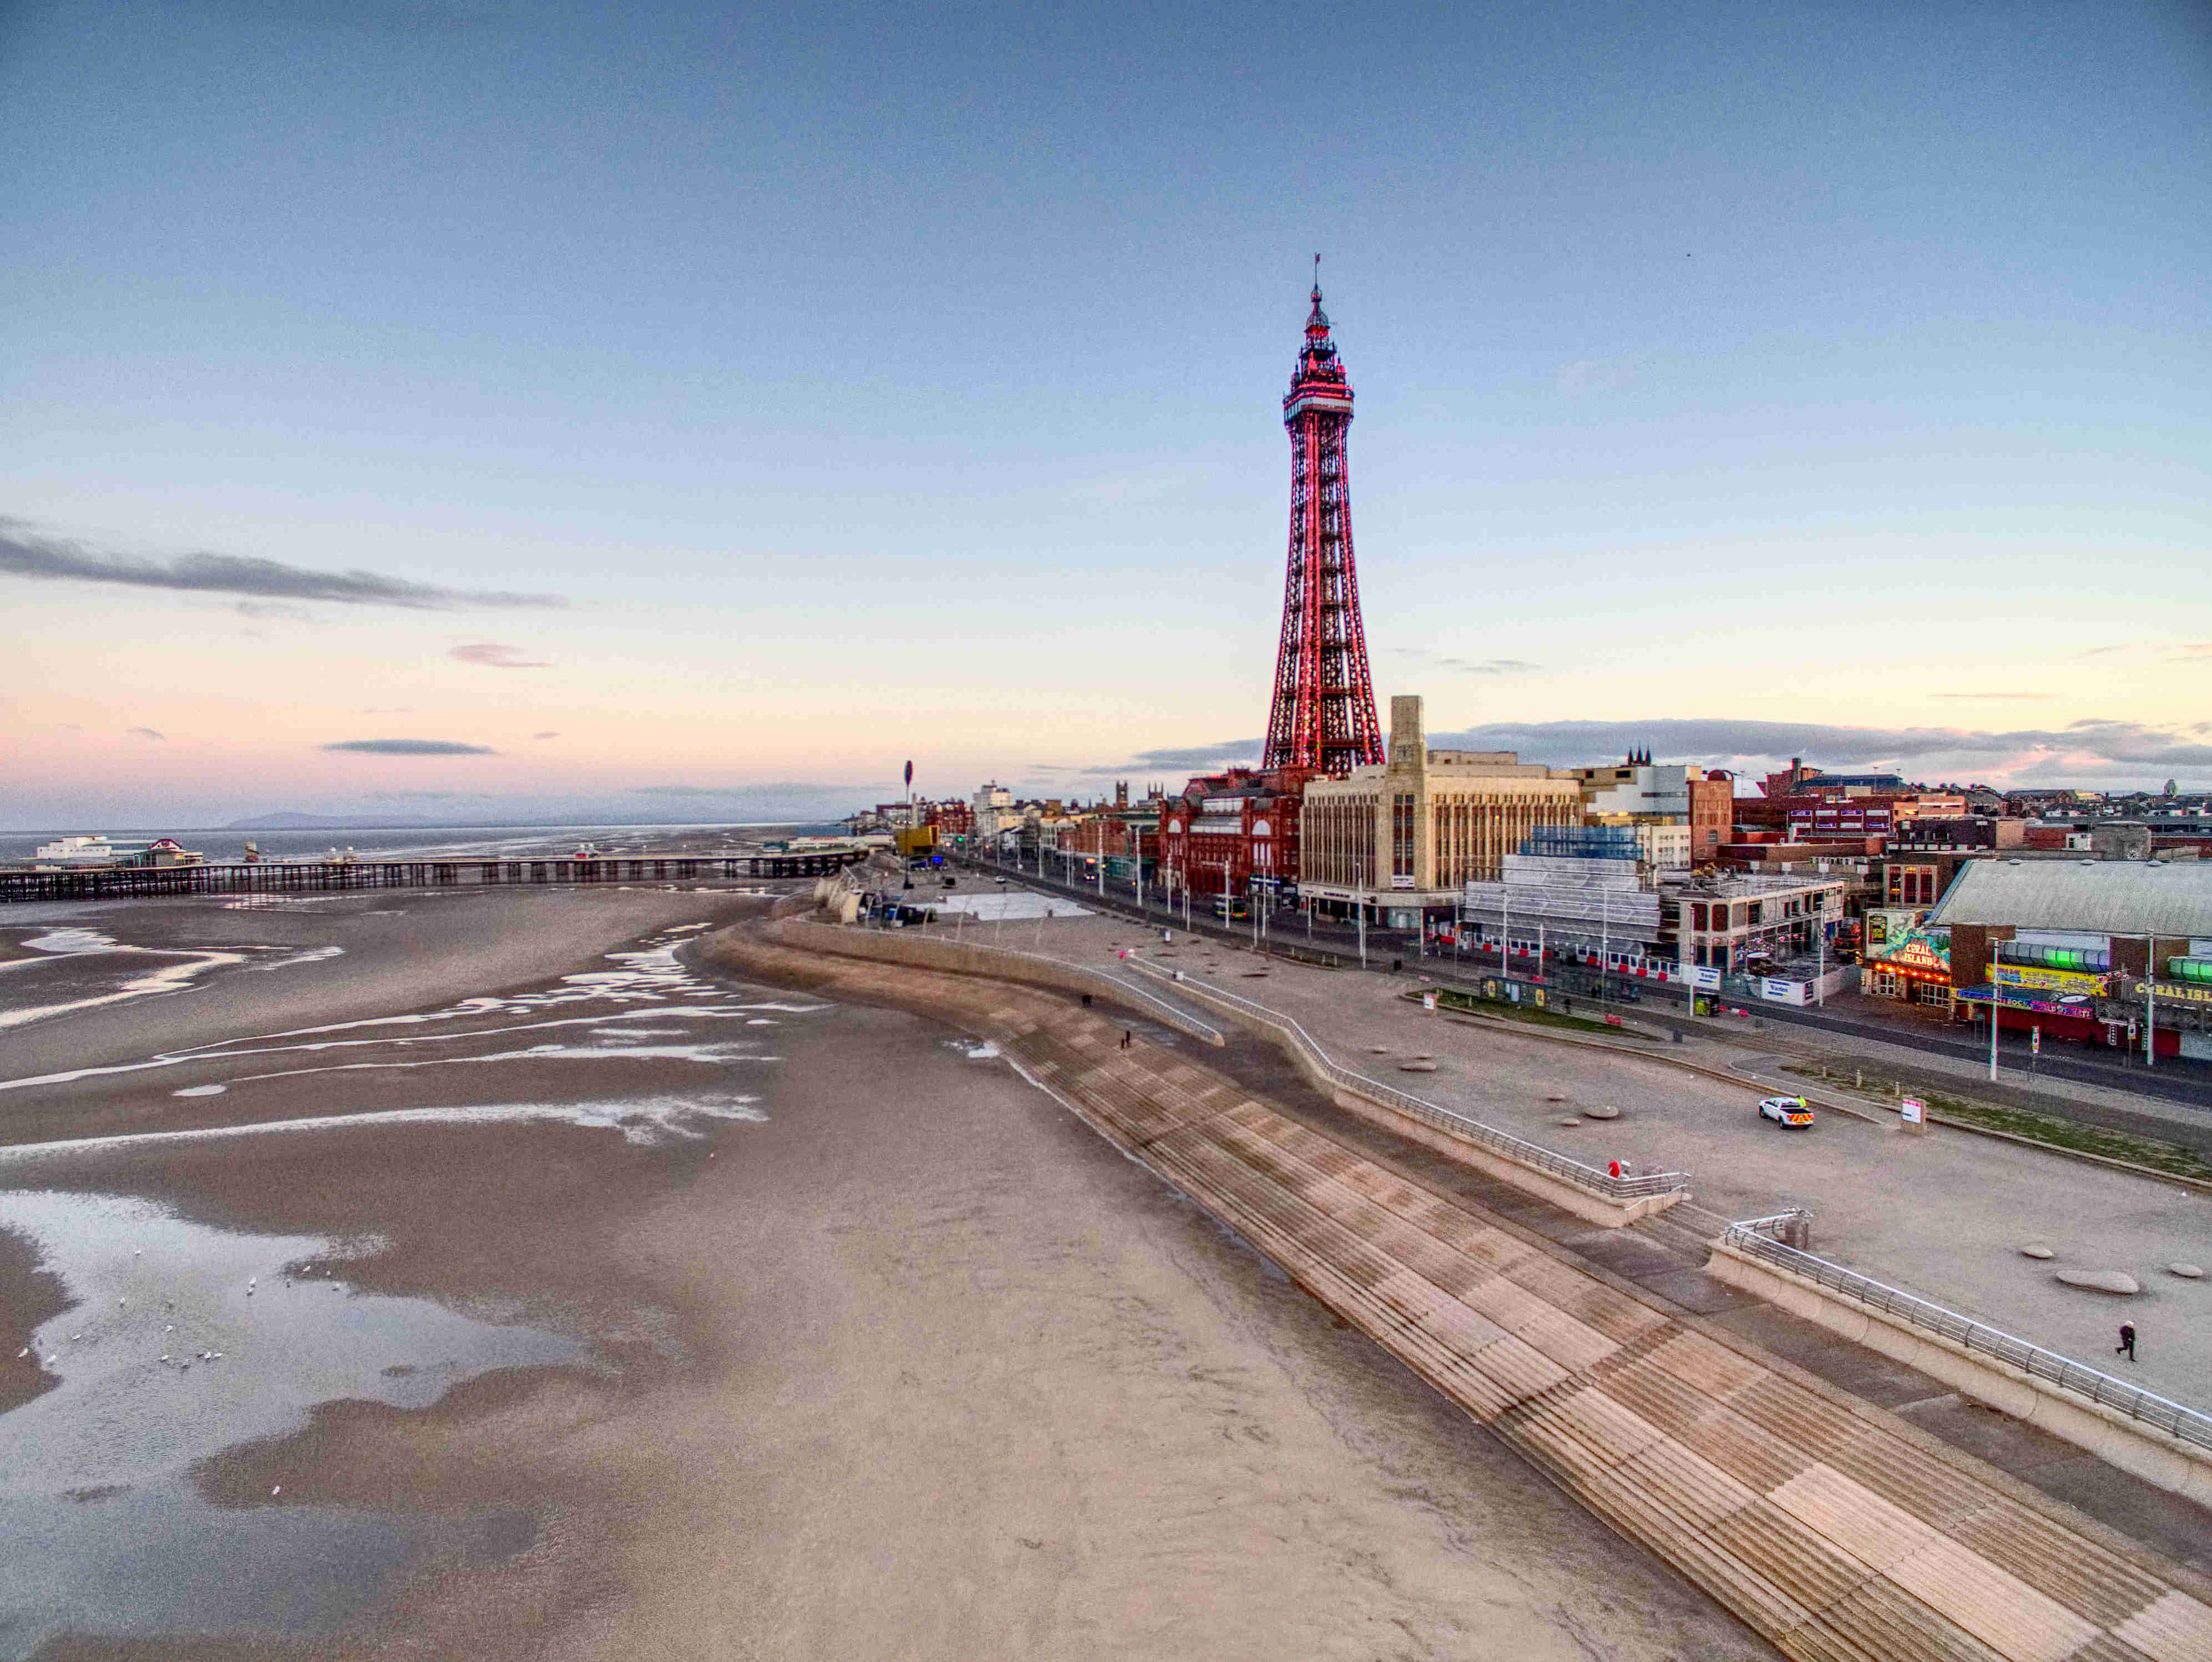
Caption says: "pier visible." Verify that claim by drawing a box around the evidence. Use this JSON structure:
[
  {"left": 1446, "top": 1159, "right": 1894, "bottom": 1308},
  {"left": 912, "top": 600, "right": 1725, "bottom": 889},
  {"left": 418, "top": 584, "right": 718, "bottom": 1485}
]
[{"left": 0, "top": 848, "right": 865, "bottom": 905}]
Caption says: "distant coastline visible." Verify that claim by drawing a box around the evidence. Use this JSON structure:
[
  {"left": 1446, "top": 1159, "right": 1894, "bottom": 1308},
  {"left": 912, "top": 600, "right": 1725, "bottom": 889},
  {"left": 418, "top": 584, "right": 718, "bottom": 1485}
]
[{"left": 0, "top": 820, "right": 847, "bottom": 866}]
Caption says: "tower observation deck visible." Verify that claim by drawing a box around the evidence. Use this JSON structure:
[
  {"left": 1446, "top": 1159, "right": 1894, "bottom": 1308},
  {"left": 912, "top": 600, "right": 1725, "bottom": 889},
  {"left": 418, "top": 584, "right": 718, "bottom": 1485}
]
[{"left": 1263, "top": 265, "right": 1384, "bottom": 775}]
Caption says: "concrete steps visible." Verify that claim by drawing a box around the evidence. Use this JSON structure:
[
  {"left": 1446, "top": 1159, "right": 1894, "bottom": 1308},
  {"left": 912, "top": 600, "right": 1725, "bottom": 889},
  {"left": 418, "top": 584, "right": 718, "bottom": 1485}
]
[{"left": 968, "top": 996, "right": 2212, "bottom": 1662}]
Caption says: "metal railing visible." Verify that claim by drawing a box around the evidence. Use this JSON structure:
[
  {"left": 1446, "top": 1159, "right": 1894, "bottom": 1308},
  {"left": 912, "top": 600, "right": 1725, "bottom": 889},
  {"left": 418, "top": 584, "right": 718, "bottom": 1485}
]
[
  {"left": 1123, "top": 958, "right": 1690, "bottom": 1204},
  {"left": 798, "top": 918, "right": 1225, "bottom": 1047},
  {"left": 1719, "top": 1221, "right": 2212, "bottom": 1453},
  {"left": 1728, "top": 1208, "right": 1813, "bottom": 1248}
]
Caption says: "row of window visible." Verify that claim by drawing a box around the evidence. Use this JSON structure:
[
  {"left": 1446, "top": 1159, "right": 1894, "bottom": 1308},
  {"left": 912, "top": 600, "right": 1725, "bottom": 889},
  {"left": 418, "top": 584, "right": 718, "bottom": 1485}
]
[
  {"left": 1685, "top": 896, "right": 1833, "bottom": 931},
  {"left": 1887, "top": 866, "right": 1940, "bottom": 906}
]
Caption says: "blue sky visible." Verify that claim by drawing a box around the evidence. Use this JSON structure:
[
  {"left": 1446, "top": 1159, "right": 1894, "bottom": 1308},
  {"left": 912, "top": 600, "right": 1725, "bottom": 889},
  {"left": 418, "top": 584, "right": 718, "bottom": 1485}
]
[{"left": 3, "top": 0, "right": 2209, "bottom": 827}]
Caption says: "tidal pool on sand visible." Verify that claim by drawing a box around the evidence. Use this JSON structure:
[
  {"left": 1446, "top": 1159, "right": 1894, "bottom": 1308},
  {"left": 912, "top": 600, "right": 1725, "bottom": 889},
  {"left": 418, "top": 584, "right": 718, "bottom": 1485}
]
[{"left": 0, "top": 1190, "right": 583, "bottom": 1656}]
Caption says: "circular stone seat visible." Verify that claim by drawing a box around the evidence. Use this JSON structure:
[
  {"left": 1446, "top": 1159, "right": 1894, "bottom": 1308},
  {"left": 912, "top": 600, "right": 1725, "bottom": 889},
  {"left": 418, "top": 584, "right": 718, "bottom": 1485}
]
[
  {"left": 1583, "top": 1105, "right": 1622, "bottom": 1120},
  {"left": 2054, "top": 1269, "right": 2140, "bottom": 1295},
  {"left": 2018, "top": 1244, "right": 2055, "bottom": 1260},
  {"left": 2167, "top": 1263, "right": 2205, "bottom": 1280},
  {"left": 1398, "top": 1061, "right": 1437, "bottom": 1073},
  {"left": 1555, "top": 1116, "right": 1581, "bottom": 1126}
]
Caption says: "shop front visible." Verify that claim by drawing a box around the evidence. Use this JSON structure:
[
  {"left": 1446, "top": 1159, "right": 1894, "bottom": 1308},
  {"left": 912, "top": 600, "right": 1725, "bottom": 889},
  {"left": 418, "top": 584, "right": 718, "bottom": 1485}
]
[{"left": 1861, "top": 925, "right": 1952, "bottom": 1007}]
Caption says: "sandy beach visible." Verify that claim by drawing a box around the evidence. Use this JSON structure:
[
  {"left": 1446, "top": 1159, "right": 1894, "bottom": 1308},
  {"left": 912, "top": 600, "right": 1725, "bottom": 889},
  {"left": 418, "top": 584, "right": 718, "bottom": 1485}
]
[{"left": 1, "top": 878, "right": 1773, "bottom": 1659}]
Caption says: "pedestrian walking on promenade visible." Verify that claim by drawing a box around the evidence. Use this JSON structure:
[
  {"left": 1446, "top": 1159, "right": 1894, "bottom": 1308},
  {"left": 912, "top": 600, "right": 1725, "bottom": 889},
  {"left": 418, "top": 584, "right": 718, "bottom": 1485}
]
[
  {"left": 2117, "top": 1322, "right": 2137, "bottom": 1362},
  {"left": 1121, "top": 1029, "right": 1132, "bottom": 1050}
]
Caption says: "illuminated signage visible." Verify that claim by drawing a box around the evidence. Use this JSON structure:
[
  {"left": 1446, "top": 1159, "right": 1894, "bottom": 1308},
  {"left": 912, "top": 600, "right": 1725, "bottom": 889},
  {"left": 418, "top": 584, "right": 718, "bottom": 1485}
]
[
  {"left": 2143, "top": 981, "right": 2212, "bottom": 1007},
  {"left": 1960, "top": 986, "right": 2097, "bottom": 1018},
  {"left": 1992, "top": 964, "right": 2108, "bottom": 995},
  {"left": 1864, "top": 907, "right": 1921, "bottom": 947},
  {"left": 1868, "top": 929, "right": 1950, "bottom": 979}
]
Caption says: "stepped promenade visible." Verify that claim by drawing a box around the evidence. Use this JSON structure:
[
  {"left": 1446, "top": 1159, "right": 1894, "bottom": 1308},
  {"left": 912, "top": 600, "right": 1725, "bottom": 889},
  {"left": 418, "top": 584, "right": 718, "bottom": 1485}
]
[{"left": 709, "top": 909, "right": 2212, "bottom": 1662}]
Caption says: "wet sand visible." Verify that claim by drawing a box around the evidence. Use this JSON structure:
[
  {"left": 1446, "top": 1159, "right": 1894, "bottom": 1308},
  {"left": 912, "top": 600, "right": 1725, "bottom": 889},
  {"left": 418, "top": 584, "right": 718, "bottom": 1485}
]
[{"left": 1, "top": 887, "right": 1772, "bottom": 1658}]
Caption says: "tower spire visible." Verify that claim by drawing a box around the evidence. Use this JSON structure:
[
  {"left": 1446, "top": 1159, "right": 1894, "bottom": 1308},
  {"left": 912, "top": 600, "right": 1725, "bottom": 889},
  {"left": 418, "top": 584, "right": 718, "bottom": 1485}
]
[{"left": 1263, "top": 269, "right": 1383, "bottom": 776}]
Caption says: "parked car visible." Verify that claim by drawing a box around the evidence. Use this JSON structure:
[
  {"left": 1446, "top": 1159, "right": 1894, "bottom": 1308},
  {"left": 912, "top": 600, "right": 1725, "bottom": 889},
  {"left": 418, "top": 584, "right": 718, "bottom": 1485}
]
[{"left": 1757, "top": 1095, "right": 1815, "bottom": 1129}]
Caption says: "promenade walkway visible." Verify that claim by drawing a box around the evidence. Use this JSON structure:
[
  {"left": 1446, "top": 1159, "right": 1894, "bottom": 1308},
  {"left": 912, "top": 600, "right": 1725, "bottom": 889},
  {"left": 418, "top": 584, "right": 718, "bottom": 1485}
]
[
  {"left": 711, "top": 920, "right": 2212, "bottom": 1662},
  {"left": 993, "top": 911, "right": 2212, "bottom": 1418}
]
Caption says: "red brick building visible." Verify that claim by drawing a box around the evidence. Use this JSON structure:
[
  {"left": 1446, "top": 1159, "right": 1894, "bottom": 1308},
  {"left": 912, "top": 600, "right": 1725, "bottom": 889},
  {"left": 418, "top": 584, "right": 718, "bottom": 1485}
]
[
  {"left": 1688, "top": 770, "right": 1733, "bottom": 863},
  {"left": 1157, "top": 767, "right": 1310, "bottom": 901},
  {"left": 923, "top": 799, "right": 974, "bottom": 840}
]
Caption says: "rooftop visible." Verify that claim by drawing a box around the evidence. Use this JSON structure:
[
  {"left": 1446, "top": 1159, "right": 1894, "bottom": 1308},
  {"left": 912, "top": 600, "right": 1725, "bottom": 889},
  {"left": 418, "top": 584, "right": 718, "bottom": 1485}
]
[{"left": 1927, "top": 858, "right": 2212, "bottom": 938}]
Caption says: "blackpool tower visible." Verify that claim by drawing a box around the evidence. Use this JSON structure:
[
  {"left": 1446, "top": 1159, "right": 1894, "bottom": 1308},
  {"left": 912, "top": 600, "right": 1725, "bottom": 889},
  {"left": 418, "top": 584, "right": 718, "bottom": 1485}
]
[{"left": 1262, "top": 263, "right": 1384, "bottom": 775}]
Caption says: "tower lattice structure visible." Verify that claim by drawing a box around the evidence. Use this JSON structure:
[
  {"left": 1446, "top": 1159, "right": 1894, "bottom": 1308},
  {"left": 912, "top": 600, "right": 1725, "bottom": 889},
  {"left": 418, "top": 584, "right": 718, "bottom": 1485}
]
[{"left": 1263, "top": 270, "right": 1384, "bottom": 775}]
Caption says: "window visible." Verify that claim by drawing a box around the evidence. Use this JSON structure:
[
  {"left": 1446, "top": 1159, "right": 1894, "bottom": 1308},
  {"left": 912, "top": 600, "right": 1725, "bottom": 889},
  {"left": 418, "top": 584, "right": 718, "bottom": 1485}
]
[{"left": 1391, "top": 792, "right": 1415, "bottom": 880}]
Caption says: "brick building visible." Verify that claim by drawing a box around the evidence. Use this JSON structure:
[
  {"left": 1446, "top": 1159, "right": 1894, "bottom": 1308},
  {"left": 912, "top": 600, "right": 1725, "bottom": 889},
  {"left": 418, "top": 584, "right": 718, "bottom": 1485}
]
[
  {"left": 1689, "top": 771, "right": 1733, "bottom": 863},
  {"left": 1157, "top": 767, "right": 1309, "bottom": 903}
]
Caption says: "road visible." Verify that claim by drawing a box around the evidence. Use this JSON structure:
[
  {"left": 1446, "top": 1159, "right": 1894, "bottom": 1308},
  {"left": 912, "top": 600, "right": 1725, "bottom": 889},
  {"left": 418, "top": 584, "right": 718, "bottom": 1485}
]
[{"left": 955, "top": 848, "right": 2212, "bottom": 1116}]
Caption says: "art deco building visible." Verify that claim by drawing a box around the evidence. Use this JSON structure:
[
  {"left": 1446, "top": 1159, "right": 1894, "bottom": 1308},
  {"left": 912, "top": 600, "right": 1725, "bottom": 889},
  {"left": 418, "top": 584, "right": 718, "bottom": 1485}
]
[{"left": 1298, "top": 695, "right": 1581, "bottom": 927}]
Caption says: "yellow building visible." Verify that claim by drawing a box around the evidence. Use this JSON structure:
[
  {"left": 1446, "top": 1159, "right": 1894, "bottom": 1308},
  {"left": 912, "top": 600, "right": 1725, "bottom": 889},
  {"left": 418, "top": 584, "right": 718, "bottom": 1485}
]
[{"left": 1299, "top": 695, "right": 1582, "bottom": 925}]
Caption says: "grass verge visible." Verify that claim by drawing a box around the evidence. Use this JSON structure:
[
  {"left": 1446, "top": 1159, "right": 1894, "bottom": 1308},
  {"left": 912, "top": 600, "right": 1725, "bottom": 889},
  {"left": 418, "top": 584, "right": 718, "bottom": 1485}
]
[
  {"left": 1781, "top": 1064, "right": 2212, "bottom": 1184},
  {"left": 1415, "top": 987, "right": 1658, "bottom": 1040}
]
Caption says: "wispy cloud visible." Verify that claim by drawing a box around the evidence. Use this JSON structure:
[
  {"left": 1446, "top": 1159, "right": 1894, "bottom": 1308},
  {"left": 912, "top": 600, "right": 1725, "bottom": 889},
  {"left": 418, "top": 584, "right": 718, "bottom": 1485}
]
[
  {"left": 451, "top": 642, "right": 551, "bottom": 669},
  {"left": 1928, "top": 693, "right": 2047, "bottom": 701},
  {"left": 1118, "top": 717, "right": 2212, "bottom": 788},
  {"left": 1129, "top": 739, "right": 1263, "bottom": 770},
  {"left": 1420, "top": 716, "right": 2212, "bottom": 778},
  {"left": 234, "top": 600, "right": 320, "bottom": 622},
  {"left": 1386, "top": 647, "right": 1540, "bottom": 676},
  {"left": 532, "top": 730, "right": 559, "bottom": 740},
  {"left": 126, "top": 726, "right": 166, "bottom": 741},
  {"left": 1, "top": 518, "right": 565, "bottom": 610},
  {"left": 322, "top": 739, "right": 497, "bottom": 755}
]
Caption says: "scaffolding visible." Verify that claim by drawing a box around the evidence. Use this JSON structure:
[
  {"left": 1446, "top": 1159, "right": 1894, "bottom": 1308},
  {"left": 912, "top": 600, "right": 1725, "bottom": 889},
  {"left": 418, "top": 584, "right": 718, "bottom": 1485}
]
[{"left": 1461, "top": 838, "right": 1662, "bottom": 959}]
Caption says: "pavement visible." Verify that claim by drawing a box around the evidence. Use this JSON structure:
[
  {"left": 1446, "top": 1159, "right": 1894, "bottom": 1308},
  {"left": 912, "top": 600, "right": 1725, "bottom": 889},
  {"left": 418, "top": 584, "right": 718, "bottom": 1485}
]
[{"left": 914, "top": 880, "right": 2212, "bottom": 1419}]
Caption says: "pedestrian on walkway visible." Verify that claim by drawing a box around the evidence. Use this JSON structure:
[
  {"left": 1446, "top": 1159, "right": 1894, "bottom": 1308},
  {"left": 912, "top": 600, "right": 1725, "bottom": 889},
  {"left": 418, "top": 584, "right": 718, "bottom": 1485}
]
[
  {"left": 2118, "top": 1322, "right": 2137, "bottom": 1362},
  {"left": 1121, "top": 1029, "right": 1132, "bottom": 1050}
]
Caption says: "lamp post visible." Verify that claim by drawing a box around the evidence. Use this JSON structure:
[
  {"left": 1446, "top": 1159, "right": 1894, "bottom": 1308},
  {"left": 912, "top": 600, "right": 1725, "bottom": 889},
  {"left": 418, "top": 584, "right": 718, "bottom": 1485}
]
[
  {"left": 1599, "top": 881, "right": 1610, "bottom": 1014},
  {"left": 1501, "top": 878, "right": 1511, "bottom": 983}
]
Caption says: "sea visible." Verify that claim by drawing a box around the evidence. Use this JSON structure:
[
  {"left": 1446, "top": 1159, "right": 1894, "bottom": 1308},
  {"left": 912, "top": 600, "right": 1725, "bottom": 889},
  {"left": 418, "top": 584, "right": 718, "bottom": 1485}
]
[{"left": 0, "top": 823, "right": 844, "bottom": 866}]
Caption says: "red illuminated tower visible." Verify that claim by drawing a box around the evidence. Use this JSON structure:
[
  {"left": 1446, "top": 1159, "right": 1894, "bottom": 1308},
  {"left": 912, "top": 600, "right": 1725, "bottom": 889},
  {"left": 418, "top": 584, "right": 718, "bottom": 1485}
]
[{"left": 1263, "top": 262, "right": 1383, "bottom": 774}]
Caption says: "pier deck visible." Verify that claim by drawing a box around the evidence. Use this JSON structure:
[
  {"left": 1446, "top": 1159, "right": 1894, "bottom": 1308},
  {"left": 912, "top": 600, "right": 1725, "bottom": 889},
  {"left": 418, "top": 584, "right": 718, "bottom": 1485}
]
[{"left": 0, "top": 850, "right": 864, "bottom": 905}]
